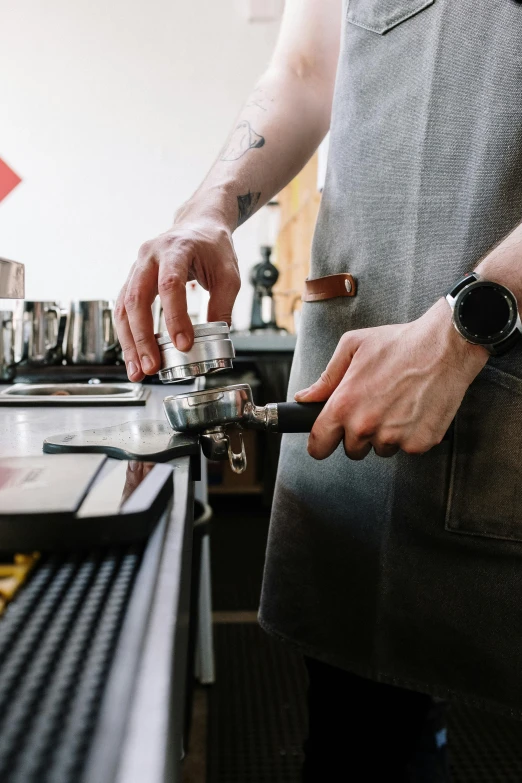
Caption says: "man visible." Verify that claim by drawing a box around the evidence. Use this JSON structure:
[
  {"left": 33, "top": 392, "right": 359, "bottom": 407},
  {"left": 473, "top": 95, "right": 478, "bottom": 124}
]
[{"left": 115, "top": 0, "right": 522, "bottom": 778}]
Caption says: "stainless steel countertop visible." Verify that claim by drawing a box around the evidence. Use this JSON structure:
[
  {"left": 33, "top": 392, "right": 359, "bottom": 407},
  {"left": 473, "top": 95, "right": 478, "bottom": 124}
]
[{"left": 0, "top": 382, "right": 194, "bottom": 457}]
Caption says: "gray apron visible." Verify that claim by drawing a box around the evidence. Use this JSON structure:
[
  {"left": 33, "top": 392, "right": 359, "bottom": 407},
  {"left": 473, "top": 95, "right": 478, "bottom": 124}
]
[{"left": 259, "top": 0, "right": 522, "bottom": 717}]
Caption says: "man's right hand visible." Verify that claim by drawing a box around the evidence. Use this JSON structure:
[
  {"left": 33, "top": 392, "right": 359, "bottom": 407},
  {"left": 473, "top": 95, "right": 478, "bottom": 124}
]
[
  {"left": 115, "top": 0, "right": 342, "bottom": 383},
  {"left": 114, "top": 208, "right": 241, "bottom": 382}
]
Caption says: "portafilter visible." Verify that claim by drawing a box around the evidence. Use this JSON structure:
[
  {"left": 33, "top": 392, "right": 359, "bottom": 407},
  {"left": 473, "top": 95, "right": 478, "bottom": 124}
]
[{"left": 163, "top": 383, "right": 324, "bottom": 473}]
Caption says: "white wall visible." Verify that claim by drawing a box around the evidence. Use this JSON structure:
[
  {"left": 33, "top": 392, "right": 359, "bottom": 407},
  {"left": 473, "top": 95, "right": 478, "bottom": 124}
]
[{"left": 0, "top": 0, "right": 280, "bottom": 328}]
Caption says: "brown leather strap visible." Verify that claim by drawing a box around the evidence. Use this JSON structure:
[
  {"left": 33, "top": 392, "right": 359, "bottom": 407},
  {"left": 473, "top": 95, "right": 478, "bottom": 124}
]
[{"left": 302, "top": 273, "right": 357, "bottom": 302}]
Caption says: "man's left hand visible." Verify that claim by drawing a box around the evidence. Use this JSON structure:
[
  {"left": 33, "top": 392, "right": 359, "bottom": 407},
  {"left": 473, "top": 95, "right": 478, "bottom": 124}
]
[{"left": 296, "top": 298, "right": 488, "bottom": 460}]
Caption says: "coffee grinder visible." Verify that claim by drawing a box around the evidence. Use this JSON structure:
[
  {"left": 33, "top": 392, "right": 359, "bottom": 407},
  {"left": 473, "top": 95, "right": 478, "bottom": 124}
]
[{"left": 249, "top": 246, "right": 282, "bottom": 331}]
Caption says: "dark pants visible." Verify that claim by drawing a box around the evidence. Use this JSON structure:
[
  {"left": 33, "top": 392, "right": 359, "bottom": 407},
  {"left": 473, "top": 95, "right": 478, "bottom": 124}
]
[{"left": 303, "top": 657, "right": 450, "bottom": 783}]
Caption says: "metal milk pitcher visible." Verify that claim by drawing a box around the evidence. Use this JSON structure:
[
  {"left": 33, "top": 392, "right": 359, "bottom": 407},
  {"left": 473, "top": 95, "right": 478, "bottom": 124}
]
[
  {"left": 65, "top": 300, "right": 120, "bottom": 364},
  {"left": 0, "top": 312, "right": 16, "bottom": 380},
  {"left": 15, "top": 301, "right": 67, "bottom": 365}
]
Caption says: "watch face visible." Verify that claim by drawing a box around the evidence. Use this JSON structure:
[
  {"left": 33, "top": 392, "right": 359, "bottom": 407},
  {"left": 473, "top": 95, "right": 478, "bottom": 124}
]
[{"left": 455, "top": 282, "right": 517, "bottom": 343}]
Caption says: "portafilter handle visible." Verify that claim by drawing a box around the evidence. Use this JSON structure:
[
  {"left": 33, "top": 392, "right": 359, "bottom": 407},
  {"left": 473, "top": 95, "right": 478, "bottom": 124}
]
[{"left": 261, "top": 401, "right": 325, "bottom": 433}]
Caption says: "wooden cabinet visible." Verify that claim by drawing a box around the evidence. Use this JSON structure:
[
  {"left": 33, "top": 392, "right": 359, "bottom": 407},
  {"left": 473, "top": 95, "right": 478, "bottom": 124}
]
[{"left": 273, "top": 153, "right": 321, "bottom": 333}]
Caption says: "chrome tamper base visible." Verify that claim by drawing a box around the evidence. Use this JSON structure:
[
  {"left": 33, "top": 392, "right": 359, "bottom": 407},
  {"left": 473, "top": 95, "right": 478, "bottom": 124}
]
[{"left": 155, "top": 321, "right": 235, "bottom": 383}]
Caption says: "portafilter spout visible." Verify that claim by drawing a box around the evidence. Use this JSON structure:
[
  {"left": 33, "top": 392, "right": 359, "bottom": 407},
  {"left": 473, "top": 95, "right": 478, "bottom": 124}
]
[{"left": 163, "top": 383, "right": 324, "bottom": 473}]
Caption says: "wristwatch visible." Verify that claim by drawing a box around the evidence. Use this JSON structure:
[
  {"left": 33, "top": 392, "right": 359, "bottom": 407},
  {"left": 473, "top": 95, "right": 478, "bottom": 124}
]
[{"left": 446, "top": 272, "right": 522, "bottom": 356}]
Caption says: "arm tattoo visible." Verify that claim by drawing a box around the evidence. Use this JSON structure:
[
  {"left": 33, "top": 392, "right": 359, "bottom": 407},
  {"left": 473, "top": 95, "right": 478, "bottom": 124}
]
[
  {"left": 220, "top": 121, "right": 265, "bottom": 161},
  {"left": 237, "top": 191, "right": 261, "bottom": 227},
  {"left": 246, "top": 86, "right": 272, "bottom": 112},
  {"left": 246, "top": 100, "right": 267, "bottom": 112}
]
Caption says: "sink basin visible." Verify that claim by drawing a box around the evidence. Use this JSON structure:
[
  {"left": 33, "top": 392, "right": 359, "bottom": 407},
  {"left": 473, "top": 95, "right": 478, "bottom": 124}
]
[{"left": 0, "top": 383, "right": 150, "bottom": 406}]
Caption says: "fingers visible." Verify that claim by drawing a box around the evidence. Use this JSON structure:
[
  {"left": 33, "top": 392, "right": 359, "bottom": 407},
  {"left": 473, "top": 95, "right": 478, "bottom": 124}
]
[
  {"left": 124, "top": 259, "right": 161, "bottom": 375},
  {"left": 308, "top": 410, "right": 400, "bottom": 461},
  {"left": 308, "top": 392, "right": 374, "bottom": 460},
  {"left": 295, "top": 331, "right": 363, "bottom": 403},
  {"left": 372, "top": 443, "right": 400, "bottom": 458},
  {"left": 207, "top": 263, "right": 241, "bottom": 325},
  {"left": 114, "top": 279, "right": 145, "bottom": 382},
  {"left": 158, "top": 251, "right": 194, "bottom": 352},
  {"left": 344, "top": 439, "right": 372, "bottom": 461},
  {"left": 307, "top": 409, "right": 345, "bottom": 460}
]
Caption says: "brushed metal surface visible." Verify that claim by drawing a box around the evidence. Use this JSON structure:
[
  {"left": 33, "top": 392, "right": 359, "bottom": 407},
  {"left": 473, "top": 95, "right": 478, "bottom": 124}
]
[
  {"left": 0, "top": 257, "right": 25, "bottom": 299},
  {"left": 0, "top": 382, "right": 150, "bottom": 405},
  {"left": 66, "top": 300, "right": 120, "bottom": 364},
  {"left": 156, "top": 322, "right": 234, "bottom": 383},
  {"left": 0, "top": 311, "right": 15, "bottom": 381},
  {"left": 14, "top": 300, "right": 66, "bottom": 365},
  {"left": 162, "top": 381, "right": 279, "bottom": 440}
]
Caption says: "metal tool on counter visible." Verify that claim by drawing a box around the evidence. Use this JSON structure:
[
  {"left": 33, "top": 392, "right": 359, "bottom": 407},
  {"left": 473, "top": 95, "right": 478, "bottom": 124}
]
[
  {"left": 0, "top": 258, "right": 23, "bottom": 378},
  {"left": 163, "top": 383, "right": 323, "bottom": 473},
  {"left": 66, "top": 300, "right": 120, "bottom": 364},
  {"left": 0, "top": 257, "right": 24, "bottom": 299},
  {"left": 156, "top": 321, "right": 235, "bottom": 382},
  {"left": 0, "top": 311, "right": 15, "bottom": 381},
  {"left": 14, "top": 300, "right": 67, "bottom": 365},
  {"left": 156, "top": 321, "right": 318, "bottom": 473},
  {"left": 0, "top": 381, "right": 149, "bottom": 406}
]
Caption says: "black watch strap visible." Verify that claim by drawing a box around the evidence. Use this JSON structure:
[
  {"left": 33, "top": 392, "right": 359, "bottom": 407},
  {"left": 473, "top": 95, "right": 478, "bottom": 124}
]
[
  {"left": 488, "top": 329, "right": 521, "bottom": 356},
  {"left": 446, "top": 272, "right": 480, "bottom": 299}
]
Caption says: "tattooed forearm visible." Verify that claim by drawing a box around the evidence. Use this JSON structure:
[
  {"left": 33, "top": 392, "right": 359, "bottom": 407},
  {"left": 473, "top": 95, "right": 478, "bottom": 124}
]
[
  {"left": 246, "top": 88, "right": 269, "bottom": 112},
  {"left": 237, "top": 191, "right": 261, "bottom": 227},
  {"left": 246, "top": 86, "right": 273, "bottom": 110},
  {"left": 246, "top": 100, "right": 267, "bottom": 111},
  {"left": 220, "top": 121, "right": 265, "bottom": 161}
]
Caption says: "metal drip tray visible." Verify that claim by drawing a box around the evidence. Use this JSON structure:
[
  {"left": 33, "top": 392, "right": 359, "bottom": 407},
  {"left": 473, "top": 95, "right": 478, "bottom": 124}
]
[{"left": 0, "top": 383, "right": 150, "bottom": 406}]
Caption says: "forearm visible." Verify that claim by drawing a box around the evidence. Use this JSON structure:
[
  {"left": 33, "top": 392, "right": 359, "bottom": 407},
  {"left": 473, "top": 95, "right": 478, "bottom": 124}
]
[{"left": 178, "top": 63, "right": 334, "bottom": 231}]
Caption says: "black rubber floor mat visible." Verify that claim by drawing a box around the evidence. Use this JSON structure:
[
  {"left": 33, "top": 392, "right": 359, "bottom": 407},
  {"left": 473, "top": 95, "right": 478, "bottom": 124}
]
[
  {"left": 210, "top": 497, "right": 270, "bottom": 611},
  {"left": 208, "top": 623, "right": 522, "bottom": 783},
  {"left": 208, "top": 623, "right": 307, "bottom": 783},
  {"left": 448, "top": 704, "right": 522, "bottom": 783},
  {"left": 0, "top": 548, "right": 142, "bottom": 783}
]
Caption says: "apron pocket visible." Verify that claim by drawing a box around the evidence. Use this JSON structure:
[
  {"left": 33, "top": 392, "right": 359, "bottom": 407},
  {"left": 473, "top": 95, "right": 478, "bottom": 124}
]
[
  {"left": 446, "top": 365, "right": 522, "bottom": 543},
  {"left": 347, "top": 0, "right": 435, "bottom": 34}
]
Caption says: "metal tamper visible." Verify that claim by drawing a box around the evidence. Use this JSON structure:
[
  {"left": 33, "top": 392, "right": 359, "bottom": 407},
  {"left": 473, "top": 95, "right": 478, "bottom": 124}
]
[
  {"left": 155, "top": 321, "right": 235, "bottom": 383},
  {"left": 163, "top": 383, "right": 324, "bottom": 473}
]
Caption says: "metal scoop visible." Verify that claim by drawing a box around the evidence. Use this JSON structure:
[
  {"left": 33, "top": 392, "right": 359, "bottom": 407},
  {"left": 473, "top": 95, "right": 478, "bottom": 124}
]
[{"left": 163, "top": 383, "right": 324, "bottom": 473}]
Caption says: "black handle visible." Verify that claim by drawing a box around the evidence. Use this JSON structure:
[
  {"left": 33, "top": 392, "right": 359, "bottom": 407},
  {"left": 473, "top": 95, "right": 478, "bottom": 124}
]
[
  {"left": 276, "top": 402, "right": 325, "bottom": 433},
  {"left": 275, "top": 401, "right": 454, "bottom": 442}
]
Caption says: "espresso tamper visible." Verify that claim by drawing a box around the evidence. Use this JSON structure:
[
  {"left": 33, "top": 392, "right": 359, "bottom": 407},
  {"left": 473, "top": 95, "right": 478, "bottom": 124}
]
[
  {"left": 163, "top": 383, "right": 324, "bottom": 473},
  {"left": 155, "top": 321, "right": 235, "bottom": 383}
]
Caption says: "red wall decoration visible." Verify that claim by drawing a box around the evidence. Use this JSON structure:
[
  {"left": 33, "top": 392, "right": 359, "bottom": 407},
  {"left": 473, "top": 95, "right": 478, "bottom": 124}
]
[{"left": 0, "top": 158, "right": 21, "bottom": 203}]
